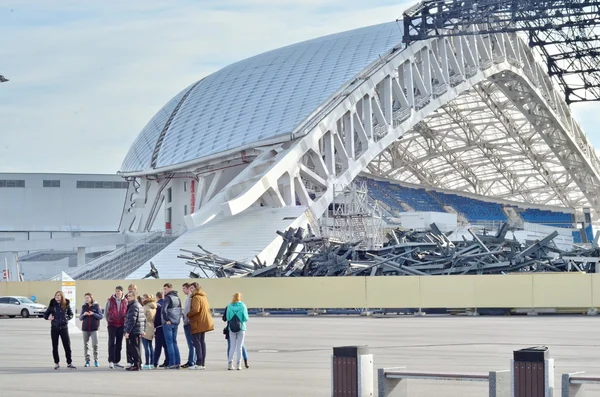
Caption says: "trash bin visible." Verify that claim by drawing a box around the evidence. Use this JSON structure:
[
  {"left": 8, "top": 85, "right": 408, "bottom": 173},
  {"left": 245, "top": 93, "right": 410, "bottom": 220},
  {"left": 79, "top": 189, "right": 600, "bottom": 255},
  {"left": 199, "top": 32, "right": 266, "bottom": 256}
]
[
  {"left": 513, "top": 346, "right": 552, "bottom": 397},
  {"left": 331, "top": 346, "right": 373, "bottom": 396}
]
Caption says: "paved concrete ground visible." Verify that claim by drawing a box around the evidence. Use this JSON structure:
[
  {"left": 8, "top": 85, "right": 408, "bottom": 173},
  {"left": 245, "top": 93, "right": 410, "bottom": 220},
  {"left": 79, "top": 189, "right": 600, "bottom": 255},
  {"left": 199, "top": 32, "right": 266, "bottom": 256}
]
[{"left": 0, "top": 315, "right": 600, "bottom": 396}]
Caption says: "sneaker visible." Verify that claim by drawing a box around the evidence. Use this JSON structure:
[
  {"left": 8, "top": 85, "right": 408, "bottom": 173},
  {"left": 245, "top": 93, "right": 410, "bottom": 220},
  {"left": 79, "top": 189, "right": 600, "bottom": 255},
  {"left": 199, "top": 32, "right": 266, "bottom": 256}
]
[
  {"left": 188, "top": 365, "right": 198, "bottom": 370},
  {"left": 227, "top": 362, "right": 234, "bottom": 371},
  {"left": 84, "top": 361, "right": 90, "bottom": 367},
  {"left": 109, "top": 362, "right": 114, "bottom": 369},
  {"left": 158, "top": 363, "right": 167, "bottom": 368},
  {"left": 126, "top": 366, "right": 140, "bottom": 371},
  {"left": 67, "top": 364, "right": 77, "bottom": 370},
  {"left": 94, "top": 361, "right": 99, "bottom": 367},
  {"left": 181, "top": 363, "right": 191, "bottom": 368},
  {"left": 54, "top": 364, "right": 60, "bottom": 370},
  {"left": 236, "top": 361, "right": 242, "bottom": 370},
  {"left": 114, "top": 363, "right": 124, "bottom": 368},
  {"left": 125, "top": 363, "right": 132, "bottom": 369},
  {"left": 167, "top": 365, "right": 179, "bottom": 370}
]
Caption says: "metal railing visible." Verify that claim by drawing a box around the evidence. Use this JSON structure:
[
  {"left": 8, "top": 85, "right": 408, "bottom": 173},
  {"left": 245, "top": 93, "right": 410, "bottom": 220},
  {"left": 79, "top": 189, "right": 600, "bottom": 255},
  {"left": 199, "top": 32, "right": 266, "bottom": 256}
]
[{"left": 51, "top": 232, "right": 178, "bottom": 280}]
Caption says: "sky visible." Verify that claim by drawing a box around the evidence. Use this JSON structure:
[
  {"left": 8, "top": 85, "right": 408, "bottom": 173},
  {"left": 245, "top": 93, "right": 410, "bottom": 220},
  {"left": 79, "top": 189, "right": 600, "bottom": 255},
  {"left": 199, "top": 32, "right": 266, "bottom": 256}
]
[{"left": 0, "top": 0, "right": 599, "bottom": 174}]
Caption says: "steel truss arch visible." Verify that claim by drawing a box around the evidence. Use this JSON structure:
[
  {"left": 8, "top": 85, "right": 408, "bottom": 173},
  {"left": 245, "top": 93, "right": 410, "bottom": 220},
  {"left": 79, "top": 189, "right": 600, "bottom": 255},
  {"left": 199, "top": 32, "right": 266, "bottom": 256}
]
[{"left": 160, "top": 30, "right": 600, "bottom": 232}]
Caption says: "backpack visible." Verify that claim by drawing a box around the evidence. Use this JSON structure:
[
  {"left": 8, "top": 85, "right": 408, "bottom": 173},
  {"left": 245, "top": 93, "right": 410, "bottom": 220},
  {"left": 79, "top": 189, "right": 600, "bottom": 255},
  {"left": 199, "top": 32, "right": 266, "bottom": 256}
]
[{"left": 229, "top": 310, "right": 242, "bottom": 333}]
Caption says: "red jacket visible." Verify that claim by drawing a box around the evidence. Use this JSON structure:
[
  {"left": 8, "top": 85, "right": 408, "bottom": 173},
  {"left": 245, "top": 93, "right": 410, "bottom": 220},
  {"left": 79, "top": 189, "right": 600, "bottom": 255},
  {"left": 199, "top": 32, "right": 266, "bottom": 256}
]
[{"left": 106, "top": 295, "right": 127, "bottom": 327}]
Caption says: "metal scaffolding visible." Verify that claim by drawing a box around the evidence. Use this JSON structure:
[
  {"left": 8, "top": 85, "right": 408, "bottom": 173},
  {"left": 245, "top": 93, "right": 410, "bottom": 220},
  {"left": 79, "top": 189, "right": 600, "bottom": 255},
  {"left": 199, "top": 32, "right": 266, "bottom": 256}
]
[{"left": 401, "top": 0, "right": 600, "bottom": 103}]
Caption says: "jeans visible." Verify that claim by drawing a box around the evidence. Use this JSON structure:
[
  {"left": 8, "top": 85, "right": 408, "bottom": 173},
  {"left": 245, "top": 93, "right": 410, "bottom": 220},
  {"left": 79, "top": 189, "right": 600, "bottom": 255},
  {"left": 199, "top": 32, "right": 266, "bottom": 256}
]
[
  {"left": 126, "top": 335, "right": 141, "bottom": 367},
  {"left": 183, "top": 324, "right": 196, "bottom": 365},
  {"left": 51, "top": 326, "right": 72, "bottom": 364},
  {"left": 153, "top": 328, "right": 169, "bottom": 366},
  {"left": 227, "top": 337, "right": 248, "bottom": 360},
  {"left": 228, "top": 331, "right": 245, "bottom": 364},
  {"left": 162, "top": 323, "right": 180, "bottom": 367},
  {"left": 141, "top": 338, "right": 153, "bottom": 366},
  {"left": 82, "top": 330, "right": 98, "bottom": 362},
  {"left": 107, "top": 325, "right": 124, "bottom": 364},
  {"left": 191, "top": 332, "right": 206, "bottom": 367}
]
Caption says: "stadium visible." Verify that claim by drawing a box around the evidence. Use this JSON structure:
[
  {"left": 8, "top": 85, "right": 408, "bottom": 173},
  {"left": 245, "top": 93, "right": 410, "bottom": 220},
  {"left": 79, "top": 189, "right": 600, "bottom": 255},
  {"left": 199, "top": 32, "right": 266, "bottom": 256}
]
[{"left": 2, "top": 16, "right": 600, "bottom": 281}]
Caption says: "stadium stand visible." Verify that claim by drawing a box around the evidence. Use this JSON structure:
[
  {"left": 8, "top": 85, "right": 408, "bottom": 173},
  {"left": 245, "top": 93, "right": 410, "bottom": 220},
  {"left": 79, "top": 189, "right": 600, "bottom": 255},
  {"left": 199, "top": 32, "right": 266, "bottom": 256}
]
[
  {"left": 429, "top": 191, "right": 507, "bottom": 222},
  {"left": 364, "top": 177, "right": 577, "bottom": 231},
  {"left": 520, "top": 208, "right": 573, "bottom": 228}
]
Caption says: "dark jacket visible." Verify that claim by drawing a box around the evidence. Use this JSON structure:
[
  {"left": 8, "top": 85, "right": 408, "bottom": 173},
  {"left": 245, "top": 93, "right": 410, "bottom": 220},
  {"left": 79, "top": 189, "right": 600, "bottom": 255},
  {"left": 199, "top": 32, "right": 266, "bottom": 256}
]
[
  {"left": 79, "top": 302, "right": 103, "bottom": 332},
  {"left": 161, "top": 291, "right": 182, "bottom": 325},
  {"left": 124, "top": 300, "right": 145, "bottom": 336},
  {"left": 222, "top": 306, "right": 230, "bottom": 340},
  {"left": 154, "top": 298, "right": 164, "bottom": 330},
  {"left": 44, "top": 299, "right": 73, "bottom": 328}
]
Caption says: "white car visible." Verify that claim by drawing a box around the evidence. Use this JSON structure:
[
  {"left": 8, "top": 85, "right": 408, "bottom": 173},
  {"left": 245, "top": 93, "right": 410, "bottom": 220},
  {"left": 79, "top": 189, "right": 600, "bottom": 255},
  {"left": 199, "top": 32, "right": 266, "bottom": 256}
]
[{"left": 0, "top": 296, "right": 47, "bottom": 318}]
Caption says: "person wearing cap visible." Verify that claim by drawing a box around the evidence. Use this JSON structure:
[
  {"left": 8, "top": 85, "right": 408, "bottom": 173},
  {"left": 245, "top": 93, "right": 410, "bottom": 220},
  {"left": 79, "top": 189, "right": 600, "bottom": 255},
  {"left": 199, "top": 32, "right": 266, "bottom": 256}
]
[{"left": 105, "top": 285, "right": 127, "bottom": 369}]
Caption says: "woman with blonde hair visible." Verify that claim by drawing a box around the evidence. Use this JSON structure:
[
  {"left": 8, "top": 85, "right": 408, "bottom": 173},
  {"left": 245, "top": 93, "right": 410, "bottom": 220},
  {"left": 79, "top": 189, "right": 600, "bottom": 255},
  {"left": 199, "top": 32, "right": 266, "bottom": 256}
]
[
  {"left": 141, "top": 293, "right": 157, "bottom": 369},
  {"left": 225, "top": 292, "right": 249, "bottom": 370},
  {"left": 43, "top": 291, "right": 76, "bottom": 370}
]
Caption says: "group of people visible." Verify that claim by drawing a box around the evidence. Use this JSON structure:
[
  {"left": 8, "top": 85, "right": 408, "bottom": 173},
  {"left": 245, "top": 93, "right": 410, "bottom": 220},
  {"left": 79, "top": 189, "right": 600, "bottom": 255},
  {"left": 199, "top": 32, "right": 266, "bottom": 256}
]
[{"left": 43, "top": 282, "right": 249, "bottom": 371}]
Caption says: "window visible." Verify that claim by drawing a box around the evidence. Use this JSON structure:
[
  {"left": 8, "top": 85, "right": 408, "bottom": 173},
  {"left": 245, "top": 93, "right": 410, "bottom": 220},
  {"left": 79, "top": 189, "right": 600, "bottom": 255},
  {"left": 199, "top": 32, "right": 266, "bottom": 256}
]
[
  {"left": 0, "top": 297, "right": 9, "bottom": 304},
  {"left": 166, "top": 188, "right": 172, "bottom": 203},
  {"left": 17, "top": 297, "right": 34, "bottom": 304},
  {"left": 183, "top": 181, "right": 188, "bottom": 192},
  {"left": 184, "top": 205, "right": 188, "bottom": 215},
  {"left": 0, "top": 180, "right": 25, "bottom": 188},
  {"left": 76, "top": 180, "right": 128, "bottom": 189},
  {"left": 8, "top": 298, "right": 19, "bottom": 305},
  {"left": 43, "top": 180, "right": 60, "bottom": 188}
]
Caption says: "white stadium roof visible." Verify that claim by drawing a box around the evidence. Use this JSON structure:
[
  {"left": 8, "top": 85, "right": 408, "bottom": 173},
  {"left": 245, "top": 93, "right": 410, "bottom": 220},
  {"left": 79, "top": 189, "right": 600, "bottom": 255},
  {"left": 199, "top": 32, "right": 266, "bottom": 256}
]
[{"left": 120, "top": 22, "right": 404, "bottom": 175}]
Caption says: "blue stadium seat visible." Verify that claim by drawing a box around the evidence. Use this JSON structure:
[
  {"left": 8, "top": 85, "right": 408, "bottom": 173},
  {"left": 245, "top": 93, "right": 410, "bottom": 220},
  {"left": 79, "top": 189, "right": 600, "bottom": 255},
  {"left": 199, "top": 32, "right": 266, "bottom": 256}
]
[
  {"left": 520, "top": 208, "right": 573, "bottom": 229},
  {"left": 429, "top": 191, "right": 507, "bottom": 222}
]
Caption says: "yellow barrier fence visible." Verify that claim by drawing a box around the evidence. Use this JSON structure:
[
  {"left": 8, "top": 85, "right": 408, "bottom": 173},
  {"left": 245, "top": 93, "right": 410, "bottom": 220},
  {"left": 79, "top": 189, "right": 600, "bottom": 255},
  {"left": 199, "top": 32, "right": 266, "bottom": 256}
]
[{"left": 1, "top": 273, "right": 597, "bottom": 311}]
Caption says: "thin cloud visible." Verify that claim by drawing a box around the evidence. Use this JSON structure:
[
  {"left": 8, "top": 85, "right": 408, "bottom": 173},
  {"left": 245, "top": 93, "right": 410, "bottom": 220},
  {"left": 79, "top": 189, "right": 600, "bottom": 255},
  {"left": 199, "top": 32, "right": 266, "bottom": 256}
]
[{"left": 0, "top": 1, "right": 595, "bottom": 174}]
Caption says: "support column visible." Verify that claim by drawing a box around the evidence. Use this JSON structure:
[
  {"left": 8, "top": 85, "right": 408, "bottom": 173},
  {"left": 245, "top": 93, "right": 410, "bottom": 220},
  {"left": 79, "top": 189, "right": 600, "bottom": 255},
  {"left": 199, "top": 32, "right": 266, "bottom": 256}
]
[{"left": 76, "top": 247, "right": 86, "bottom": 267}]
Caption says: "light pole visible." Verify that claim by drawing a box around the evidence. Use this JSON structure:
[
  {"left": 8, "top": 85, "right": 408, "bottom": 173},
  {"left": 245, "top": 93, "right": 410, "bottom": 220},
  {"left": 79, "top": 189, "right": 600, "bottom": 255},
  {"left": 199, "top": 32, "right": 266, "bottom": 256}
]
[{"left": 0, "top": 75, "right": 9, "bottom": 83}]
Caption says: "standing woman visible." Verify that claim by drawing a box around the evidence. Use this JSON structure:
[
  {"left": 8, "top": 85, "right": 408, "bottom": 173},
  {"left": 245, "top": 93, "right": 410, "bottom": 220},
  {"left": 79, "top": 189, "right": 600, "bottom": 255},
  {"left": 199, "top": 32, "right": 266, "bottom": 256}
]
[
  {"left": 141, "top": 294, "right": 157, "bottom": 369},
  {"left": 222, "top": 306, "right": 249, "bottom": 368},
  {"left": 80, "top": 292, "right": 103, "bottom": 367},
  {"left": 124, "top": 291, "right": 144, "bottom": 371},
  {"left": 43, "top": 291, "right": 76, "bottom": 370},
  {"left": 226, "top": 292, "right": 249, "bottom": 371}
]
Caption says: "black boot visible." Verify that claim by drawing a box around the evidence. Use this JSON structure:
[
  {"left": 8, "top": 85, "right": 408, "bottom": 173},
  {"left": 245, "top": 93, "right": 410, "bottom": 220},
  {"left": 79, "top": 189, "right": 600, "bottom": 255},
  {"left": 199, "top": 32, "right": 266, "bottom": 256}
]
[{"left": 244, "top": 359, "right": 249, "bottom": 369}]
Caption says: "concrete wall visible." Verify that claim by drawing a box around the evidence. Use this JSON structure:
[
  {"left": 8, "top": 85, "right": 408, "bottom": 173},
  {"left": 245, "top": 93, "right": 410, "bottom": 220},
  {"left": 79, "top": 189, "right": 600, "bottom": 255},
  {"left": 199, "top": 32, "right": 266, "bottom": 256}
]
[
  {"left": 2, "top": 273, "right": 600, "bottom": 312},
  {"left": 0, "top": 173, "right": 125, "bottom": 232}
]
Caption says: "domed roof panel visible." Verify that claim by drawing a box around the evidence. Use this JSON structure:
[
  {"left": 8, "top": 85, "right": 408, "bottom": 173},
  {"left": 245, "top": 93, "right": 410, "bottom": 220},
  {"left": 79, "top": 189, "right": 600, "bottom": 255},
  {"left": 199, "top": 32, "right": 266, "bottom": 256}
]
[{"left": 120, "top": 22, "right": 404, "bottom": 173}]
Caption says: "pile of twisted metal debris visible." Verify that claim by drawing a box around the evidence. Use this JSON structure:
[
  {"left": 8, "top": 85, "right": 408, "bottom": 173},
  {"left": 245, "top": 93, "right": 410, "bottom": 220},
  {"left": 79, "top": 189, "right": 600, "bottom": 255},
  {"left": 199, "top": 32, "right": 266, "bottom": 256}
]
[{"left": 178, "top": 223, "right": 600, "bottom": 278}]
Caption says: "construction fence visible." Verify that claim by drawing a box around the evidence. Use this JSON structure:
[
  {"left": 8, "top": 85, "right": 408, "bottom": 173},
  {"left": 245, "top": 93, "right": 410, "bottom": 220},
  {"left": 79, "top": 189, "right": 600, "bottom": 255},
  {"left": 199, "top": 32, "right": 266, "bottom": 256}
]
[{"left": 1, "top": 273, "right": 599, "bottom": 312}]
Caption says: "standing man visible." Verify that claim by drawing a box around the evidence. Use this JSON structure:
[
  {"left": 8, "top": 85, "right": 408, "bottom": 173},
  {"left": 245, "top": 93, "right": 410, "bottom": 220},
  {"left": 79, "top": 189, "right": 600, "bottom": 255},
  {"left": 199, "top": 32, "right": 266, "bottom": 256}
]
[
  {"left": 186, "top": 282, "right": 214, "bottom": 370},
  {"left": 153, "top": 291, "right": 169, "bottom": 368},
  {"left": 105, "top": 286, "right": 127, "bottom": 369},
  {"left": 124, "top": 292, "right": 144, "bottom": 371},
  {"left": 181, "top": 283, "right": 196, "bottom": 368},
  {"left": 161, "top": 283, "right": 182, "bottom": 369}
]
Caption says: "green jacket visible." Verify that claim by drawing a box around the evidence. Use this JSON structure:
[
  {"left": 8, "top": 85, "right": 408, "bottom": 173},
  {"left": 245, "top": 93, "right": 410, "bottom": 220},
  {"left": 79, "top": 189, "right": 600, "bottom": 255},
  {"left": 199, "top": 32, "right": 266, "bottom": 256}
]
[{"left": 225, "top": 301, "right": 249, "bottom": 332}]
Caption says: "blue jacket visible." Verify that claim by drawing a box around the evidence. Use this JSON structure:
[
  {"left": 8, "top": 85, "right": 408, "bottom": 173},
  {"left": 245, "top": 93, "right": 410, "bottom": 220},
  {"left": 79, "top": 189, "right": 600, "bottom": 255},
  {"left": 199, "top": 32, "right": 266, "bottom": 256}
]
[
  {"left": 154, "top": 299, "right": 164, "bottom": 329},
  {"left": 225, "top": 301, "right": 249, "bottom": 332},
  {"left": 79, "top": 302, "right": 103, "bottom": 332}
]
